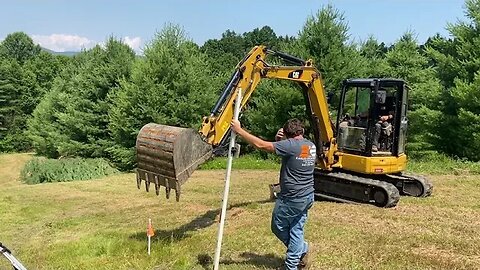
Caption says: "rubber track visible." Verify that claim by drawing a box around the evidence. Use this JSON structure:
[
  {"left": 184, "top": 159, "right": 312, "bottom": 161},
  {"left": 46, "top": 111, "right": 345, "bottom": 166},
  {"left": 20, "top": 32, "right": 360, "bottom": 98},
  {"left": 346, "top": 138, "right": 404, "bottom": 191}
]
[
  {"left": 314, "top": 171, "right": 400, "bottom": 208},
  {"left": 392, "top": 172, "right": 433, "bottom": 197}
]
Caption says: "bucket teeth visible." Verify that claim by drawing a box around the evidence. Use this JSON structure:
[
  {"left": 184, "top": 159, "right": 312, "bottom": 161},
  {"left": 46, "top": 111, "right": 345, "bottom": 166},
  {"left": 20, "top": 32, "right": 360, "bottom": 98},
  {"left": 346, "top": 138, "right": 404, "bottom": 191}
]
[
  {"left": 145, "top": 172, "right": 150, "bottom": 192},
  {"left": 135, "top": 123, "right": 213, "bottom": 201},
  {"left": 136, "top": 173, "right": 141, "bottom": 189},
  {"left": 154, "top": 175, "right": 160, "bottom": 196},
  {"left": 166, "top": 187, "right": 171, "bottom": 199},
  {"left": 175, "top": 183, "right": 181, "bottom": 202},
  {"left": 165, "top": 180, "right": 171, "bottom": 199}
]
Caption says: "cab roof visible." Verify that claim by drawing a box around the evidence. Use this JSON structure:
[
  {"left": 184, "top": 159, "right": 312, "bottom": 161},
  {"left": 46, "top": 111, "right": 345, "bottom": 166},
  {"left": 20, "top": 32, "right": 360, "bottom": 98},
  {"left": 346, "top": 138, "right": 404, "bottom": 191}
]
[{"left": 345, "top": 78, "right": 405, "bottom": 84}]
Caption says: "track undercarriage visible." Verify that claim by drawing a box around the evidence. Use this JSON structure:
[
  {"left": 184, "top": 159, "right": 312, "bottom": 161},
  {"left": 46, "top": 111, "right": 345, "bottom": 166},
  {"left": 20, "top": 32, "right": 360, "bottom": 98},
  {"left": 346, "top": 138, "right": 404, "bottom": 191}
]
[{"left": 313, "top": 169, "right": 433, "bottom": 207}]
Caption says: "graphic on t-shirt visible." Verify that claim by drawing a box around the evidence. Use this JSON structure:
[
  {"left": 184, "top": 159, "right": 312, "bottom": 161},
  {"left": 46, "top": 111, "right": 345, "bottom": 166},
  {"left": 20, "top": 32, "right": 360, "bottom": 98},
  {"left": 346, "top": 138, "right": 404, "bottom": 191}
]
[
  {"left": 299, "top": 145, "right": 310, "bottom": 158},
  {"left": 297, "top": 144, "right": 316, "bottom": 166}
]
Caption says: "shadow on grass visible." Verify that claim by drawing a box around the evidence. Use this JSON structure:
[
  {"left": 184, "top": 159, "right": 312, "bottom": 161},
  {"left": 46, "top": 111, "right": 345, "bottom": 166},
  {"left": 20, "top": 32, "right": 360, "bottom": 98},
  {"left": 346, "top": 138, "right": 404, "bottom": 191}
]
[
  {"left": 197, "top": 252, "right": 283, "bottom": 269},
  {"left": 129, "top": 199, "right": 272, "bottom": 243}
]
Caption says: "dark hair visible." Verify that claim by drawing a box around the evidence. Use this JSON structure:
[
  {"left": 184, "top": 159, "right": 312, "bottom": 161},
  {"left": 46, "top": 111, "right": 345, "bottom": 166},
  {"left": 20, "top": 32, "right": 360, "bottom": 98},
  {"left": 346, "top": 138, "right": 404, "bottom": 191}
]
[{"left": 283, "top": 118, "right": 304, "bottom": 138}]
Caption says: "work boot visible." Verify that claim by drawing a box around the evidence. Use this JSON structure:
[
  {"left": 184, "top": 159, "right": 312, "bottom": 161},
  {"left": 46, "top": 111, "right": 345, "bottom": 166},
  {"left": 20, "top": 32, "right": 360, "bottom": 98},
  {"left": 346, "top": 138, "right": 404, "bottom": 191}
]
[{"left": 298, "top": 244, "right": 312, "bottom": 269}]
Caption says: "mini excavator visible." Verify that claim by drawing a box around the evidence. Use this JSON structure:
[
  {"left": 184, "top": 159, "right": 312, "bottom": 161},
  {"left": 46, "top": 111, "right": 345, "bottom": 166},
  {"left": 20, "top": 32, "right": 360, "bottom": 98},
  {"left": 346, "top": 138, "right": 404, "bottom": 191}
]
[{"left": 135, "top": 45, "right": 433, "bottom": 207}]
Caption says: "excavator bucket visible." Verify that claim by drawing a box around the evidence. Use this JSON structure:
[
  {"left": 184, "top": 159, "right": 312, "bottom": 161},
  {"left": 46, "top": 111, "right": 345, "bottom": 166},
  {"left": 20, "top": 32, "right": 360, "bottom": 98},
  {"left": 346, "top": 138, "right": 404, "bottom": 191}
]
[{"left": 136, "top": 123, "right": 213, "bottom": 201}]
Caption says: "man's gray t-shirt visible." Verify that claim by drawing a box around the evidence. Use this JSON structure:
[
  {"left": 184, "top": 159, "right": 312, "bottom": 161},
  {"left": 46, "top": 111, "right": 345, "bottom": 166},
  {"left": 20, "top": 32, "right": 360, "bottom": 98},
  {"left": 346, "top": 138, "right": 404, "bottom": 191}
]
[{"left": 273, "top": 138, "right": 316, "bottom": 198}]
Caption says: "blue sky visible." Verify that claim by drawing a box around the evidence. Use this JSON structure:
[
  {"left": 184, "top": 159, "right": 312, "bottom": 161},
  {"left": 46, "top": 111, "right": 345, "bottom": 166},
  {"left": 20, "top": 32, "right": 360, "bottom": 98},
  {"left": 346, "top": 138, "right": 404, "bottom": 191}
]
[{"left": 0, "top": 0, "right": 467, "bottom": 52}]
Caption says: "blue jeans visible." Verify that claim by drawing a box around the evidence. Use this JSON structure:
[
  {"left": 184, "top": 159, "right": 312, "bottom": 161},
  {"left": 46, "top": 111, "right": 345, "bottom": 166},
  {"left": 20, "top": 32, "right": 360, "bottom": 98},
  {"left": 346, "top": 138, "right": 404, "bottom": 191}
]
[{"left": 271, "top": 193, "right": 314, "bottom": 270}]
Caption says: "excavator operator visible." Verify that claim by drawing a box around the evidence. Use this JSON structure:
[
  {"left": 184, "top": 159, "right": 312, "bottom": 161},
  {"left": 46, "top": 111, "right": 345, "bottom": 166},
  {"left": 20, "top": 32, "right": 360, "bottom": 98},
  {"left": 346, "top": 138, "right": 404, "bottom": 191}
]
[
  {"left": 231, "top": 118, "right": 315, "bottom": 270},
  {"left": 373, "top": 108, "right": 394, "bottom": 152}
]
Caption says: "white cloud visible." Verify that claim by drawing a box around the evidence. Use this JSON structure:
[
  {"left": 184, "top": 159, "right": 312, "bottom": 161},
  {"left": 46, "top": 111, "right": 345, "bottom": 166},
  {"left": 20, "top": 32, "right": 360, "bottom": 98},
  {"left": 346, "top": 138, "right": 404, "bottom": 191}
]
[
  {"left": 124, "top": 36, "right": 142, "bottom": 53},
  {"left": 32, "top": 34, "right": 96, "bottom": 52},
  {"left": 31, "top": 34, "right": 143, "bottom": 54}
]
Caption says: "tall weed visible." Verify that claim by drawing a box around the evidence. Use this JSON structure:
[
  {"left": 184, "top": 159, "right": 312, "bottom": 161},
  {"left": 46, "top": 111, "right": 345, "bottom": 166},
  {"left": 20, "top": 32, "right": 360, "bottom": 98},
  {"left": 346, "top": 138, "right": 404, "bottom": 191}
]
[
  {"left": 21, "top": 157, "right": 118, "bottom": 184},
  {"left": 408, "top": 151, "right": 480, "bottom": 175}
]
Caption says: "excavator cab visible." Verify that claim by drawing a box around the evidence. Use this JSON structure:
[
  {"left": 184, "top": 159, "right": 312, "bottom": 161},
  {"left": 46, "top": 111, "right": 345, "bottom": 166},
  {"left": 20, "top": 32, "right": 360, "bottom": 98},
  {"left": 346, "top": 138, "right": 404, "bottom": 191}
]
[
  {"left": 314, "top": 78, "right": 432, "bottom": 207},
  {"left": 336, "top": 79, "right": 408, "bottom": 157}
]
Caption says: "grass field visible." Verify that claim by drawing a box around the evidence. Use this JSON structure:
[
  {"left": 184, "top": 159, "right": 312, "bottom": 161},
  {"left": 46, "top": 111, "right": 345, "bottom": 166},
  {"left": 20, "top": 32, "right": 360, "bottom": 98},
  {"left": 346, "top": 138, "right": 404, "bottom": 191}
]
[{"left": 1, "top": 153, "right": 480, "bottom": 270}]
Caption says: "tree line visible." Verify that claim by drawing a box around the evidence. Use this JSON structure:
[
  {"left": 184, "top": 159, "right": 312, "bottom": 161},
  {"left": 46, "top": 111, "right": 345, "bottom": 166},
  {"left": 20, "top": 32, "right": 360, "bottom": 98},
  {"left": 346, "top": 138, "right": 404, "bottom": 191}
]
[{"left": 1, "top": 2, "right": 479, "bottom": 170}]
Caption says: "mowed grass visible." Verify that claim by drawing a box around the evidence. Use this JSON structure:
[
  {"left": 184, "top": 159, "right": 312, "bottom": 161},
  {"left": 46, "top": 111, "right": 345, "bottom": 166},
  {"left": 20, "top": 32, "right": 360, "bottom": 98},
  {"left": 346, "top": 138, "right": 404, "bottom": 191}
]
[{"left": 1, "top": 153, "right": 480, "bottom": 270}]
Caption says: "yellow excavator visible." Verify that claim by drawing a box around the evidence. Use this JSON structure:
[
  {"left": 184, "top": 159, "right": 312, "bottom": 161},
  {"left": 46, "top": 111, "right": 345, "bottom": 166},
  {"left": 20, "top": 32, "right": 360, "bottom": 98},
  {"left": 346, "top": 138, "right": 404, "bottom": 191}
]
[{"left": 135, "top": 45, "right": 433, "bottom": 207}]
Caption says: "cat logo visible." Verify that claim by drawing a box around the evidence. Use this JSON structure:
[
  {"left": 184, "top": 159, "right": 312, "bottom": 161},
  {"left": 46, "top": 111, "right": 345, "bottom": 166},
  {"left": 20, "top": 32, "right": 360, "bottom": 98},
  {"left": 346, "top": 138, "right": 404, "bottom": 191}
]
[{"left": 288, "top": 70, "right": 303, "bottom": 79}]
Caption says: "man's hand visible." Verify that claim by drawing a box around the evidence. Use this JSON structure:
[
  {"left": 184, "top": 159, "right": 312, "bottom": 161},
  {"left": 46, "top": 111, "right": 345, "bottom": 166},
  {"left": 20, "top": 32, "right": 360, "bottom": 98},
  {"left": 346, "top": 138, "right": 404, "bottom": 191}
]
[
  {"left": 380, "top": 115, "right": 392, "bottom": 122},
  {"left": 275, "top": 128, "right": 285, "bottom": 141},
  {"left": 230, "top": 119, "right": 274, "bottom": 153},
  {"left": 231, "top": 119, "right": 242, "bottom": 133}
]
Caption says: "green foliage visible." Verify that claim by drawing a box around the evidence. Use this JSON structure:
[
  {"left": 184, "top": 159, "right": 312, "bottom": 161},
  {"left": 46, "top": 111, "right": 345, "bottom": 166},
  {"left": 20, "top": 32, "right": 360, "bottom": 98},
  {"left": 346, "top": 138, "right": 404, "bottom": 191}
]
[
  {"left": 28, "top": 38, "right": 136, "bottom": 159},
  {"left": 0, "top": 58, "right": 31, "bottom": 151},
  {"left": 3, "top": 1, "right": 480, "bottom": 168},
  {"left": 108, "top": 25, "right": 221, "bottom": 168},
  {"left": 381, "top": 32, "right": 444, "bottom": 155},
  {"left": 201, "top": 29, "right": 245, "bottom": 73},
  {"left": 20, "top": 157, "right": 118, "bottom": 184},
  {"left": 243, "top": 26, "right": 280, "bottom": 50},
  {"left": 406, "top": 106, "right": 442, "bottom": 153},
  {"left": 201, "top": 26, "right": 295, "bottom": 81},
  {"left": 296, "top": 5, "right": 367, "bottom": 101},
  {"left": 0, "top": 32, "right": 65, "bottom": 152},
  {"left": 359, "top": 37, "right": 389, "bottom": 77},
  {"left": 385, "top": 33, "right": 443, "bottom": 108},
  {"left": 0, "top": 32, "right": 41, "bottom": 64},
  {"left": 425, "top": 0, "right": 480, "bottom": 161},
  {"left": 408, "top": 151, "right": 480, "bottom": 175},
  {"left": 242, "top": 80, "right": 308, "bottom": 142},
  {"left": 22, "top": 51, "right": 66, "bottom": 113},
  {"left": 0, "top": 60, "right": 16, "bottom": 140}
]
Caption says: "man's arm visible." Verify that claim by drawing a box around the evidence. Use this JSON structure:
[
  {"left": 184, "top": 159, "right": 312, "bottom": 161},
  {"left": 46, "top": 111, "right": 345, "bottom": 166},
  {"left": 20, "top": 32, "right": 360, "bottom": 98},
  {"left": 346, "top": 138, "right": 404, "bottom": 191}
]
[{"left": 231, "top": 119, "right": 275, "bottom": 153}]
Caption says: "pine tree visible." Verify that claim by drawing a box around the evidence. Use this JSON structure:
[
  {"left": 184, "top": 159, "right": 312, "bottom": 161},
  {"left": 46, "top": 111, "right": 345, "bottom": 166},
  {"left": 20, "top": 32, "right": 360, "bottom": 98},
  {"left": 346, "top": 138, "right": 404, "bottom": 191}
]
[
  {"left": 0, "top": 60, "right": 13, "bottom": 138},
  {"left": 0, "top": 59, "right": 30, "bottom": 151},
  {"left": 359, "top": 36, "right": 389, "bottom": 77},
  {"left": 383, "top": 32, "right": 444, "bottom": 155},
  {"left": 108, "top": 25, "right": 220, "bottom": 169},
  {"left": 296, "top": 5, "right": 368, "bottom": 101},
  {"left": 425, "top": 0, "right": 480, "bottom": 160},
  {"left": 28, "top": 38, "right": 136, "bottom": 158}
]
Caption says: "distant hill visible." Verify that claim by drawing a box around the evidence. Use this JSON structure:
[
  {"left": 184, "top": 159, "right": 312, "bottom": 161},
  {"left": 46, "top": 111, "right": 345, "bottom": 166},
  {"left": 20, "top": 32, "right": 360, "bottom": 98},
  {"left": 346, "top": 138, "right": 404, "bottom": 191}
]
[{"left": 41, "top": 47, "right": 80, "bottom": 57}]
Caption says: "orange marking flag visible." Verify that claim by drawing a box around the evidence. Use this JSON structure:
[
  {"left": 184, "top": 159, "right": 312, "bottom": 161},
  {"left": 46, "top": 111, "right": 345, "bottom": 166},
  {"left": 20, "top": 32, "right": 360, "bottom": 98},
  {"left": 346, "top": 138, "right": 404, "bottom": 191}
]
[{"left": 147, "top": 219, "right": 155, "bottom": 237}]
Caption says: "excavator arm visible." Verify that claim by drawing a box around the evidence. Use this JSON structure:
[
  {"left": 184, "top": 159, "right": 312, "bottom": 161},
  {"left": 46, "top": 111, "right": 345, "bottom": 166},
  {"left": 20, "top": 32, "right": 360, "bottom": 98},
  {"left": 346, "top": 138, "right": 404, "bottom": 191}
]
[
  {"left": 135, "top": 45, "right": 338, "bottom": 200},
  {"left": 199, "top": 45, "right": 337, "bottom": 169}
]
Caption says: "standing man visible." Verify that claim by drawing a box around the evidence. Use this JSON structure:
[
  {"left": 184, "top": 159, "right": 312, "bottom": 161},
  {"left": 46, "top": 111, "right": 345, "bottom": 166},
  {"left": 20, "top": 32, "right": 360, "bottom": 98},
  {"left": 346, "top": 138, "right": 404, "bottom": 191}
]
[{"left": 231, "top": 118, "right": 316, "bottom": 270}]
